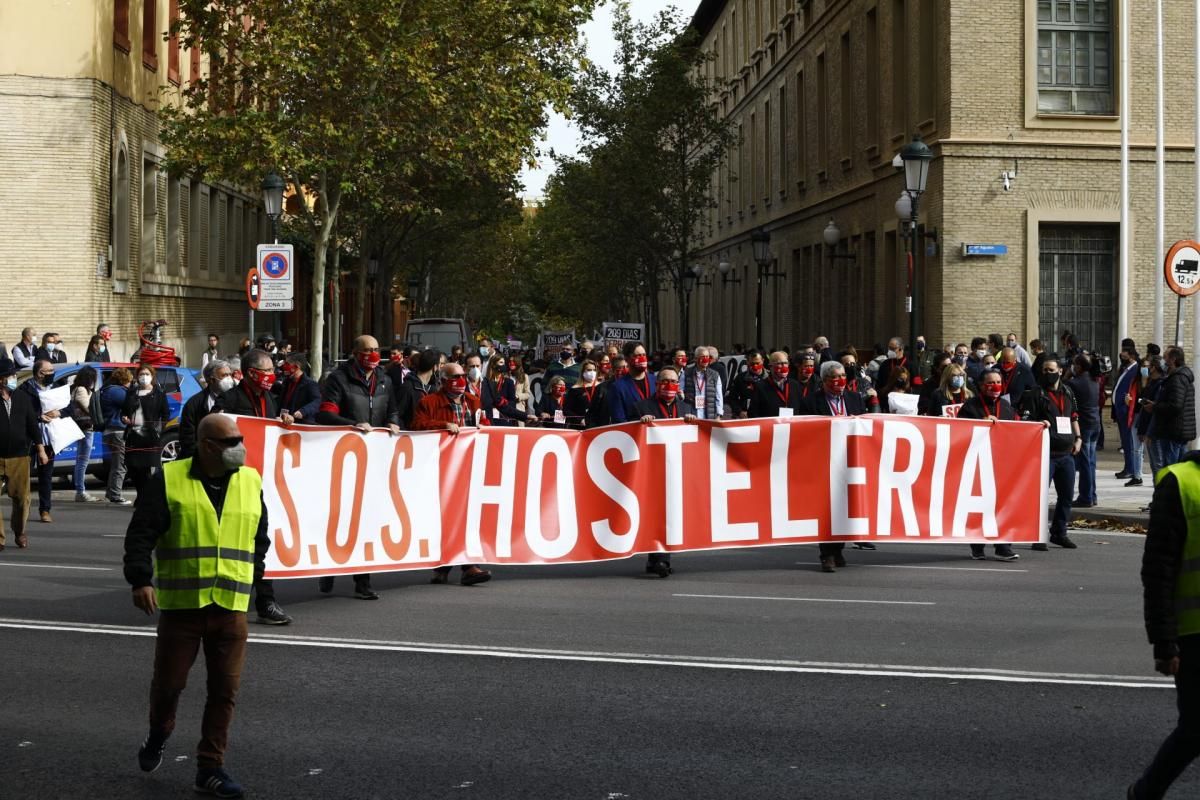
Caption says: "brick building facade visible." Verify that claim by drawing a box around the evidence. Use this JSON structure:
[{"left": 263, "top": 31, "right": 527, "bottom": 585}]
[
  {"left": 666, "top": 0, "right": 1198, "bottom": 357},
  {"left": 0, "top": 0, "right": 277, "bottom": 367}
]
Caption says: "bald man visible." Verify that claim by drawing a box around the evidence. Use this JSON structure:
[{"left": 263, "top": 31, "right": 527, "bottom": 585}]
[
  {"left": 124, "top": 412, "right": 269, "bottom": 798},
  {"left": 316, "top": 334, "right": 402, "bottom": 599}
]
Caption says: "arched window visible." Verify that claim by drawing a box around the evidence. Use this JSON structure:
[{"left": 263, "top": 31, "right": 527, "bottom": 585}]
[
  {"left": 113, "top": 146, "right": 130, "bottom": 279},
  {"left": 114, "top": 0, "right": 130, "bottom": 52}
]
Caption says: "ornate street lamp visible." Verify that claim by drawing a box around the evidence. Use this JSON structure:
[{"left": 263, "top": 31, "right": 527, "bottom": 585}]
[
  {"left": 261, "top": 172, "right": 286, "bottom": 244},
  {"left": 899, "top": 134, "right": 933, "bottom": 356}
]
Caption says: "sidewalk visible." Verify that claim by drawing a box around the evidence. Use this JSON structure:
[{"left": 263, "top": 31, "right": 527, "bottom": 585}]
[{"left": 1057, "top": 417, "right": 1153, "bottom": 528}]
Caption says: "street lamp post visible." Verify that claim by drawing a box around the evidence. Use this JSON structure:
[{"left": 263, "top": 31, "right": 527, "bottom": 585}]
[
  {"left": 751, "top": 228, "right": 782, "bottom": 350},
  {"left": 898, "top": 134, "right": 932, "bottom": 356},
  {"left": 261, "top": 172, "right": 285, "bottom": 245}
]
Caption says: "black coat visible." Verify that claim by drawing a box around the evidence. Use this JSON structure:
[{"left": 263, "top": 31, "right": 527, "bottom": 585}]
[
  {"left": 565, "top": 383, "right": 609, "bottom": 429},
  {"left": 536, "top": 392, "right": 570, "bottom": 428},
  {"left": 1154, "top": 367, "right": 1197, "bottom": 444},
  {"left": 633, "top": 396, "right": 697, "bottom": 420},
  {"left": 748, "top": 378, "right": 804, "bottom": 418},
  {"left": 0, "top": 387, "right": 41, "bottom": 458},
  {"left": 957, "top": 395, "right": 1018, "bottom": 421},
  {"left": 316, "top": 362, "right": 400, "bottom": 428},
  {"left": 121, "top": 388, "right": 170, "bottom": 468},
  {"left": 998, "top": 363, "right": 1037, "bottom": 411},
  {"left": 221, "top": 383, "right": 280, "bottom": 419},
  {"left": 397, "top": 371, "right": 437, "bottom": 429},
  {"left": 805, "top": 390, "right": 868, "bottom": 416},
  {"left": 34, "top": 347, "right": 67, "bottom": 364},
  {"left": 728, "top": 371, "right": 764, "bottom": 416},
  {"left": 178, "top": 391, "right": 223, "bottom": 459},
  {"left": 482, "top": 377, "right": 524, "bottom": 426},
  {"left": 1019, "top": 385, "right": 1078, "bottom": 454},
  {"left": 274, "top": 375, "right": 321, "bottom": 420}
]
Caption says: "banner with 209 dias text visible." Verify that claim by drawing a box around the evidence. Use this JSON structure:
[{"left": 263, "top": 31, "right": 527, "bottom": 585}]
[{"left": 233, "top": 415, "right": 1049, "bottom": 579}]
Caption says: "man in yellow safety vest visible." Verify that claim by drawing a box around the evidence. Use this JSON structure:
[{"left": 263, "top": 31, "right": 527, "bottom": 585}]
[
  {"left": 1131, "top": 453, "right": 1200, "bottom": 799},
  {"left": 124, "top": 413, "right": 269, "bottom": 800}
]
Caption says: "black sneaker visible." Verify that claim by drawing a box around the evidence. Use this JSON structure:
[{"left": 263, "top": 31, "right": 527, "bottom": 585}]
[
  {"left": 994, "top": 547, "right": 1020, "bottom": 562},
  {"left": 852, "top": 542, "right": 877, "bottom": 550},
  {"left": 317, "top": 577, "right": 334, "bottom": 594},
  {"left": 354, "top": 585, "right": 380, "bottom": 600},
  {"left": 137, "top": 729, "right": 168, "bottom": 772},
  {"left": 970, "top": 548, "right": 987, "bottom": 561},
  {"left": 1050, "top": 534, "right": 1078, "bottom": 549},
  {"left": 647, "top": 561, "right": 671, "bottom": 578},
  {"left": 256, "top": 601, "right": 293, "bottom": 625},
  {"left": 1115, "top": 471, "right": 1130, "bottom": 479},
  {"left": 1031, "top": 543, "right": 1049, "bottom": 551},
  {"left": 1125, "top": 477, "right": 1144, "bottom": 487},
  {"left": 195, "top": 767, "right": 244, "bottom": 798}
]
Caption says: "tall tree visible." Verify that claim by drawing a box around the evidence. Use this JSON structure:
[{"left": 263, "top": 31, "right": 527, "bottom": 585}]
[{"left": 162, "top": 0, "right": 593, "bottom": 375}]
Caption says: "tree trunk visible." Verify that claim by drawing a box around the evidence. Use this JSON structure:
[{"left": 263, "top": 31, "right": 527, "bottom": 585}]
[
  {"left": 330, "top": 244, "right": 342, "bottom": 363},
  {"left": 308, "top": 182, "right": 340, "bottom": 381}
]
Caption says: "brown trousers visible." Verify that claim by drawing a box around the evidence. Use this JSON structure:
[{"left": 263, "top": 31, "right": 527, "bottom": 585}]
[
  {"left": 0, "top": 455, "right": 31, "bottom": 546},
  {"left": 148, "top": 605, "right": 248, "bottom": 768}
]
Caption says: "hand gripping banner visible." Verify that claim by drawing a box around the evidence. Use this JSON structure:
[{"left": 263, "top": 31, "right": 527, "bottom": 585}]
[{"left": 234, "top": 415, "right": 1049, "bottom": 579}]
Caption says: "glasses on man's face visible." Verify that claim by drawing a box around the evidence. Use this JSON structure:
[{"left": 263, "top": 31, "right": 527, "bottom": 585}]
[
  {"left": 660, "top": 380, "right": 680, "bottom": 387},
  {"left": 209, "top": 435, "right": 244, "bottom": 448}
]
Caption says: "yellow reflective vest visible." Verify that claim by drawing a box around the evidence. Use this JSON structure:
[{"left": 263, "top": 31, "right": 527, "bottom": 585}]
[
  {"left": 154, "top": 459, "right": 263, "bottom": 612},
  {"left": 1162, "top": 460, "right": 1200, "bottom": 637}
]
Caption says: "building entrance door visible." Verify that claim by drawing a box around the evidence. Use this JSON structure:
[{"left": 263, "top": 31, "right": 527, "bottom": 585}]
[{"left": 1038, "top": 224, "right": 1118, "bottom": 355}]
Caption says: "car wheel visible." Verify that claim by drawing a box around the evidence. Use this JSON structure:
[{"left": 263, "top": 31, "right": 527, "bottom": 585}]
[{"left": 160, "top": 433, "right": 180, "bottom": 464}]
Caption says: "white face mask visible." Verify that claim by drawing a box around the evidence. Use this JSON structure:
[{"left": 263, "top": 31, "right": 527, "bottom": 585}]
[
  {"left": 976, "top": 349, "right": 988, "bottom": 360},
  {"left": 45, "top": 343, "right": 57, "bottom": 353},
  {"left": 217, "top": 376, "right": 235, "bottom": 393},
  {"left": 582, "top": 370, "right": 597, "bottom": 383},
  {"left": 138, "top": 375, "right": 152, "bottom": 387},
  {"left": 220, "top": 442, "right": 247, "bottom": 470},
  {"left": 479, "top": 346, "right": 490, "bottom": 358},
  {"left": 4, "top": 377, "right": 16, "bottom": 392},
  {"left": 887, "top": 349, "right": 899, "bottom": 360},
  {"left": 467, "top": 366, "right": 481, "bottom": 382}
]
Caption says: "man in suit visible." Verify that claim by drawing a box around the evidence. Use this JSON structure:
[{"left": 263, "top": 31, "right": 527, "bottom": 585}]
[
  {"left": 35, "top": 333, "right": 67, "bottom": 365},
  {"left": 749, "top": 351, "right": 804, "bottom": 418},
  {"left": 805, "top": 361, "right": 868, "bottom": 573}
]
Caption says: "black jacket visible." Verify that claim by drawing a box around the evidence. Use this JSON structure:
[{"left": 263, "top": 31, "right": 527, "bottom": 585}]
[
  {"left": 728, "top": 370, "right": 764, "bottom": 416},
  {"left": 749, "top": 378, "right": 804, "bottom": 418},
  {"left": 1065, "top": 374, "right": 1101, "bottom": 429},
  {"left": 565, "top": 383, "right": 609, "bottom": 429},
  {"left": 482, "top": 377, "right": 525, "bottom": 426},
  {"left": 123, "top": 459, "right": 269, "bottom": 590},
  {"left": 633, "top": 396, "right": 697, "bottom": 420},
  {"left": 397, "top": 371, "right": 437, "bottom": 429},
  {"left": 316, "top": 362, "right": 400, "bottom": 428},
  {"left": 998, "top": 363, "right": 1037, "bottom": 412},
  {"left": 1154, "top": 366, "right": 1197, "bottom": 443},
  {"left": 0, "top": 388, "right": 41, "bottom": 458},
  {"left": 274, "top": 375, "right": 322, "bottom": 420},
  {"left": 34, "top": 347, "right": 67, "bottom": 364},
  {"left": 923, "top": 390, "right": 972, "bottom": 418},
  {"left": 957, "top": 395, "right": 1019, "bottom": 421},
  {"left": 221, "top": 384, "right": 280, "bottom": 420},
  {"left": 805, "top": 390, "right": 868, "bottom": 416},
  {"left": 1020, "top": 384, "right": 1078, "bottom": 454},
  {"left": 179, "top": 391, "right": 223, "bottom": 459},
  {"left": 1142, "top": 456, "right": 1200, "bottom": 658}
]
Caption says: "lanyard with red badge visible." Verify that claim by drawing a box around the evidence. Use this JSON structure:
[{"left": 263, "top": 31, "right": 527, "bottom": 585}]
[{"left": 829, "top": 394, "right": 845, "bottom": 416}]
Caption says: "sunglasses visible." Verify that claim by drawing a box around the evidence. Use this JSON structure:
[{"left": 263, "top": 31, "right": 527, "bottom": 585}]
[{"left": 209, "top": 435, "right": 244, "bottom": 448}]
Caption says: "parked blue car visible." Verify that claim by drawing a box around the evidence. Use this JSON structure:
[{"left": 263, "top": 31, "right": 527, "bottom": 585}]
[{"left": 22, "top": 363, "right": 203, "bottom": 478}]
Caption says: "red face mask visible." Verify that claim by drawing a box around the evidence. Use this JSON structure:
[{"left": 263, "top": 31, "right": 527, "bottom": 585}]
[
  {"left": 749, "top": 363, "right": 764, "bottom": 375},
  {"left": 507, "top": 361, "right": 518, "bottom": 372},
  {"left": 390, "top": 352, "right": 404, "bottom": 364},
  {"left": 280, "top": 363, "right": 297, "bottom": 379},
  {"left": 445, "top": 376, "right": 467, "bottom": 396},
  {"left": 617, "top": 366, "right": 629, "bottom": 377},
  {"left": 698, "top": 357, "right": 712, "bottom": 369},
  {"left": 828, "top": 377, "right": 847, "bottom": 395},
  {"left": 631, "top": 355, "right": 649, "bottom": 370},
  {"left": 357, "top": 351, "right": 381, "bottom": 371},
  {"left": 674, "top": 356, "right": 688, "bottom": 368},
  {"left": 984, "top": 384, "right": 1003, "bottom": 400},
  {"left": 248, "top": 367, "right": 276, "bottom": 392},
  {"left": 658, "top": 382, "right": 679, "bottom": 402},
  {"left": 101, "top": 331, "right": 112, "bottom": 341},
  {"left": 772, "top": 364, "right": 790, "bottom": 380},
  {"left": 1000, "top": 360, "right": 1016, "bottom": 373},
  {"left": 800, "top": 365, "right": 815, "bottom": 379},
  {"left": 552, "top": 384, "right": 567, "bottom": 397},
  {"left": 599, "top": 362, "right": 612, "bottom": 374}
]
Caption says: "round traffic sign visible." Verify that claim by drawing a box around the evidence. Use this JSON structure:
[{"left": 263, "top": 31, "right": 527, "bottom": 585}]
[
  {"left": 262, "top": 252, "right": 289, "bottom": 279},
  {"left": 1165, "top": 240, "right": 1200, "bottom": 297},
  {"left": 246, "top": 268, "right": 260, "bottom": 310}
]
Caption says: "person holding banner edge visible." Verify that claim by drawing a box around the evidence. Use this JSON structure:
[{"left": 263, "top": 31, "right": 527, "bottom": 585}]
[
  {"left": 608, "top": 342, "right": 656, "bottom": 424},
  {"left": 315, "top": 335, "right": 402, "bottom": 600},
  {"left": 957, "top": 369, "right": 1020, "bottom": 562},
  {"left": 1020, "top": 356, "right": 1081, "bottom": 551},
  {"left": 635, "top": 367, "right": 697, "bottom": 578}
]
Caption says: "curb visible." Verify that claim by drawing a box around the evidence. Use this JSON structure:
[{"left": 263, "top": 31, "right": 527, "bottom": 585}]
[{"left": 1071, "top": 508, "right": 1148, "bottom": 527}]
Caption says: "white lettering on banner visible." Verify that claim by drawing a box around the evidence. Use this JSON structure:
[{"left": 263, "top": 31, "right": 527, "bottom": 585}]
[
  {"left": 769, "top": 423, "right": 818, "bottom": 538},
  {"left": 941, "top": 404, "right": 963, "bottom": 418},
  {"left": 387, "top": 434, "right": 443, "bottom": 563},
  {"left": 524, "top": 435, "right": 578, "bottom": 559},
  {"left": 586, "top": 431, "right": 641, "bottom": 553},
  {"left": 876, "top": 420, "right": 926, "bottom": 537},
  {"left": 645, "top": 424, "right": 700, "bottom": 546},
  {"left": 952, "top": 427, "right": 999, "bottom": 538},
  {"left": 709, "top": 425, "right": 761, "bottom": 542},
  {"left": 927, "top": 425, "right": 951, "bottom": 538},
  {"left": 829, "top": 418, "right": 874, "bottom": 536},
  {"left": 465, "top": 434, "right": 519, "bottom": 559}
]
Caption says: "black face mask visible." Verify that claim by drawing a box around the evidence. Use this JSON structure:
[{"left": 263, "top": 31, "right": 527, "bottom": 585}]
[
  {"left": 1041, "top": 372, "right": 1060, "bottom": 389},
  {"left": 38, "top": 374, "right": 53, "bottom": 386}
]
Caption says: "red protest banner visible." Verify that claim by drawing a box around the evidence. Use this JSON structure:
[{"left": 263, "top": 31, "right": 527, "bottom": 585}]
[{"left": 234, "top": 415, "right": 1049, "bottom": 579}]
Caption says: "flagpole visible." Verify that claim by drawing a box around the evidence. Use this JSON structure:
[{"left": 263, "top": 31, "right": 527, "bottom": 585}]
[
  {"left": 1155, "top": 0, "right": 1166, "bottom": 347},
  {"left": 1193, "top": 0, "right": 1200, "bottom": 447},
  {"left": 1119, "top": 0, "right": 1131, "bottom": 345}
]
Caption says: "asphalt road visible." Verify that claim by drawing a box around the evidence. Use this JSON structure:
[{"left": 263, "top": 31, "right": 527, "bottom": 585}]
[{"left": 0, "top": 497, "right": 1194, "bottom": 799}]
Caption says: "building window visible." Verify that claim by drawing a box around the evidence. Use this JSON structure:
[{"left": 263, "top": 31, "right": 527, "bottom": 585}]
[
  {"left": 114, "top": 0, "right": 131, "bottom": 52},
  {"left": 167, "top": 177, "right": 181, "bottom": 276},
  {"left": 190, "top": 43, "right": 201, "bottom": 86},
  {"left": 188, "top": 182, "right": 203, "bottom": 276},
  {"left": 891, "top": 0, "right": 908, "bottom": 137},
  {"left": 918, "top": 3, "right": 937, "bottom": 124},
  {"left": 778, "top": 85, "right": 788, "bottom": 192},
  {"left": 113, "top": 146, "right": 130, "bottom": 279},
  {"left": 1036, "top": 0, "right": 1113, "bottom": 114},
  {"left": 738, "top": 122, "right": 746, "bottom": 212},
  {"left": 749, "top": 112, "right": 757, "bottom": 208},
  {"left": 795, "top": 68, "right": 806, "bottom": 186},
  {"left": 141, "top": 157, "right": 159, "bottom": 276},
  {"left": 227, "top": 198, "right": 241, "bottom": 283},
  {"left": 209, "top": 189, "right": 223, "bottom": 275},
  {"left": 763, "top": 100, "right": 771, "bottom": 203},
  {"left": 865, "top": 7, "right": 879, "bottom": 148},
  {"left": 816, "top": 51, "right": 828, "bottom": 176},
  {"left": 840, "top": 31, "right": 853, "bottom": 163},
  {"left": 168, "top": 0, "right": 180, "bottom": 84},
  {"left": 142, "top": 0, "right": 158, "bottom": 70}
]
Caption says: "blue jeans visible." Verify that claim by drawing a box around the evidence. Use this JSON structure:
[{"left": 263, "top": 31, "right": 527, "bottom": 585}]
[
  {"left": 1074, "top": 426, "right": 1099, "bottom": 505},
  {"left": 73, "top": 433, "right": 93, "bottom": 493},
  {"left": 1147, "top": 437, "right": 1166, "bottom": 484},
  {"left": 1119, "top": 419, "right": 1143, "bottom": 478},
  {"left": 1162, "top": 439, "right": 1188, "bottom": 469},
  {"left": 1049, "top": 453, "right": 1076, "bottom": 538}
]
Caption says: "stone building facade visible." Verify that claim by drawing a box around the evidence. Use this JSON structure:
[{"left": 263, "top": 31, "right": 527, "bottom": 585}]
[
  {"left": 0, "top": 0, "right": 274, "bottom": 367},
  {"left": 666, "top": 0, "right": 1199, "bottom": 357}
]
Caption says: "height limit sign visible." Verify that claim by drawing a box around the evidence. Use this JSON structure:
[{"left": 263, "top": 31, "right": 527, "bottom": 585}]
[{"left": 257, "top": 243, "right": 295, "bottom": 311}]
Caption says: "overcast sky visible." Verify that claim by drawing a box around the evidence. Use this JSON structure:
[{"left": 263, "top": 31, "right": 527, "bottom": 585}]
[{"left": 519, "top": 0, "right": 684, "bottom": 200}]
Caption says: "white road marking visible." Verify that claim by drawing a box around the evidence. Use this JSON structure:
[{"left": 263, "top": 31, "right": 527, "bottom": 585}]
[
  {"left": 0, "top": 618, "right": 1171, "bottom": 689},
  {"left": 0, "top": 562, "right": 112, "bottom": 571},
  {"left": 674, "top": 593, "right": 935, "bottom": 606},
  {"left": 846, "top": 563, "right": 1029, "bottom": 573}
]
